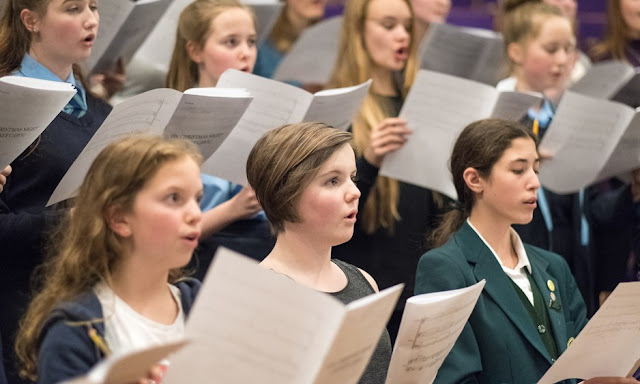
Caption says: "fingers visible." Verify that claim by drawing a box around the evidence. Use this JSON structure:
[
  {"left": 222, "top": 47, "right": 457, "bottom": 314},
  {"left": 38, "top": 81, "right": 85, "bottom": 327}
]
[
  {"left": 0, "top": 165, "right": 11, "bottom": 194},
  {"left": 1, "top": 165, "right": 12, "bottom": 177},
  {"left": 364, "top": 118, "right": 411, "bottom": 167}
]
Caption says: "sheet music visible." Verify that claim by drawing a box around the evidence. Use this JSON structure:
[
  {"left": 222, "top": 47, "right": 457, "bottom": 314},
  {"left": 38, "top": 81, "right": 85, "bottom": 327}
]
[
  {"left": 62, "top": 340, "right": 189, "bottom": 384},
  {"left": 538, "top": 282, "right": 640, "bottom": 384},
  {"left": 385, "top": 280, "right": 485, "bottom": 384},
  {"left": 304, "top": 80, "right": 372, "bottom": 130},
  {"left": 83, "top": 0, "right": 134, "bottom": 73},
  {"left": 0, "top": 76, "right": 75, "bottom": 168},
  {"left": 88, "top": 0, "right": 173, "bottom": 75},
  {"left": 569, "top": 60, "right": 635, "bottom": 99},
  {"left": 163, "top": 248, "right": 348, "bottom": 384},
  {"left": 490, "top": 91, "right": 543, "bottom": 121},
  {"left": 163, "top": 88, "right": 252, "bottom": 159},
  {"left": 539, "top": 92, "right": 634, "bottom": 193},
  {"left": 596, "top": 111, "right": 640, "bottom": 181},
  {"left": 314, "top": 285, "right": 403, "bottom": 384},
  {"left": 273, "top": 16, "right": 343, "bottom": 85},
  {"left": 379, "top": 70, "right": 500, "bottom": 199},
  {"left": 419, "top": 23, "right": 504, "bottom": 86},
  {"left": 202, "top": 70, "right": 313, "bottom": 184}
]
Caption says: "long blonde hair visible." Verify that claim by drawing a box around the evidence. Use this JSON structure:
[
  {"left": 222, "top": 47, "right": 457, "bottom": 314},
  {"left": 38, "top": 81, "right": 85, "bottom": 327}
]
[
  {"left": 15, "top": 136, "right": 202, "bottom": 381},
  {"left": 166, "top": 0, "right": 254, "bottom": 91},
  {"left": 268, "top": 1, "right": 324, "bottom": 54},
  {"left": 327, "top": 0, "right": 419, "bottom": 234}
]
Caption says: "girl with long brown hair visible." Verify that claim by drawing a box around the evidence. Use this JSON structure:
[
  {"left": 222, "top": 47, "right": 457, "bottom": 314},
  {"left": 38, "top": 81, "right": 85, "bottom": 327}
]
[{"left": 15, "top": 136, "right": 203, "bottom": 384}]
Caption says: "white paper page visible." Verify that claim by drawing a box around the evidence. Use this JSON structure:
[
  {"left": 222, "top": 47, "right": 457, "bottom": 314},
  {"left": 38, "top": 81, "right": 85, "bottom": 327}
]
[
  {"left": 246, "top": 3, "right": 284, "bottom": 46},
  {"left": 314, "top": 284, "right": 403, "bottom": 384},
  {"left": 538, "top": 282, "right": 640, "bottom": 384},
  {"left": 419, "top": 23, "right": 503, "bottom": 86},
  {"left": 62, "top": 340, "right": 189, "bottom": 384},
  {"left": 569, "top": 60, "right": 635, "bottom": 99},
  {"left": 385, "top": 280, "right": 486, "bottom": 384},
  {"left": 88, "top": 0, "right": 173, "bottom": 75},
  {"left": 539, "top": 91, "right": 633, "bottom": 193},
  {"left": 273, "top": 16, "right": 343, "bottom": 85},
  {"left": 83, "top": 0, "right": 135, "bottom": 73},
  {"left": 596, "top": 110, "right": 640, "bottom": 181},
  {"left": 490, "top": 91, "right": 543, "bottom": 121},
  {"left": 202, "top": 69, "right": 312, "bottom": 184},
  {"left": 47, "top": 89, "right": 183, "bottom": 206},
  {"left": 379, "top": 70, "right": 498, "bottom": 200},
  {"left": 163, "top": 88, "right": 252, "bottom": 159},
  {"left": 461, "top": 27, "right": 504, "bottom": 86},
  {"left": 303, "top": 80, "right": 372, "bottom": 130},
  {"left": 0, "top": 76, "right": 75, "bottom": 168},
  {"left": 134, "top": 0, "right": 192, "bottom": 72},
  {"left": 163, "top": 248, "right": 345, "bottom": 384}
]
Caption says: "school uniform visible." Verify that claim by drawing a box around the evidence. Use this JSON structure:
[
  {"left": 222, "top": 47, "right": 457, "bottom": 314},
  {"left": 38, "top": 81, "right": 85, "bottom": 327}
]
[
  {"left": 0, "top": 54, "right": 112, "bottom": 384},
  {"left": 415, "top": 221, "right": 588, "bottom": 384},
  {"left": 36, "top": 279, "right": 200, "bottom": 384},
  {"left": 253, "top": 39, "right": 283, "bottom": 79}
]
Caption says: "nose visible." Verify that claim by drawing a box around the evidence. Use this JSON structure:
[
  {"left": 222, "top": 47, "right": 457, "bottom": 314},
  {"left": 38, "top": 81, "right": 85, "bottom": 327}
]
[
  {"left": 346, "top": 179, "right": 361, "bottom": 203},
  {"left": 528, "top": 169, "right": 541, "bottom": 191},
  {"left": 239, "top": 41, "right": 254, "bottom": 60},
  {"left": 186, "top": 198, "right": 203, "bottom": 225},
  {"left": 395, "top": 24, "right": 410, "bottom": 42},
  {"left": 84, "top": 7, "right": 98, "bottom": 29}
]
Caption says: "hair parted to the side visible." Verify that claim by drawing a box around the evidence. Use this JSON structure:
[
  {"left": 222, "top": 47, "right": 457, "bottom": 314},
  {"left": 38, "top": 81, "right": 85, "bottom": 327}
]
[
  {"left": 15, "top": 135, "right": 202, "bottom": 382},
  {"left": 590, "top": 0, "right": 629, "bottom": 62},
  {"left": 166, "top": 0, "right": 254, "bottom": 91},
  {"left": 501, "top": 2, "right": 567, "bottom": 71},
  {"left": 430, "top": 118, "right": 535, "bottom": 248},
  {"left": 327, "top": 0, "right": 419, "bottom": 235},
  {"left": 246, "top": 122, "right": 352, "bottom": 234}
]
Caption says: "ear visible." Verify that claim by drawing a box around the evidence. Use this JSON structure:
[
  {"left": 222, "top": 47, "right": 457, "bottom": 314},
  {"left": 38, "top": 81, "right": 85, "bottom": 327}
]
[
  {"left": 20, "top": 8, "right": 40, "bottom": 34},
  {"left": 185, "top": 40, "right": 203, "bottom": 64},
  {"left": 507, "top": 42, "right": 524, "bottom": 65},
  {"left": 106, "top": 205, "right": 132, "bottom": 238},
  {"left": 462, "top": 167, "right": 485, "bottom": 194}
]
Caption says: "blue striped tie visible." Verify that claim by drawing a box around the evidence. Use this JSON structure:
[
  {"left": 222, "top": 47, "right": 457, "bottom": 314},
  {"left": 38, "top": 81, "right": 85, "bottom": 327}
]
[{"left": 63, "top": 85, "right": 87, "bottom": 118}]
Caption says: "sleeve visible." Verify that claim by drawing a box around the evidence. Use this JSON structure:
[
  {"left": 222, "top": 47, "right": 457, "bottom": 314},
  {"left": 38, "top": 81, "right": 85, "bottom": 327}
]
[
  {"left": 355, "top": 156, "right": 380, "bottom": 209},
  {"left": 415, "top": 251, "right": 482, "bottom": 384},
  {"left": 37, "top": 321, "right": 98, "bottom": 384},
  {"left": 558, "top": 256, "right": 589, "bottom": 335}
]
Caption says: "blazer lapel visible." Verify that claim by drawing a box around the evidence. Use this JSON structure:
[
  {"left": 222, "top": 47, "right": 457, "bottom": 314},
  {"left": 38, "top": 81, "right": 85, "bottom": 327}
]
[
  {"left": 455, "top": 223, "right": 553, "bottom": 363},
  {"left": 528, "top": 246, "right": 568, "bottom": 356}
]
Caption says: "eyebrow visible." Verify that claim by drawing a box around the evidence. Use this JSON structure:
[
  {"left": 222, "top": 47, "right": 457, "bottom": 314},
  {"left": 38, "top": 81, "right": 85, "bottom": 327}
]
[{"left": 510, "top": 158, "right": 540, "bottom": 164}]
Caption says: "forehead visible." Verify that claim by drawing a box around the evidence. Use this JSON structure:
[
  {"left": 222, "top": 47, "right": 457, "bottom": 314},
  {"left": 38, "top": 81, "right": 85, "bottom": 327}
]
[
  {"left": 496, "top": 137, "right": 537, "bottom": 163},
  {"left": 530, "top": 14, "right": 573, "bottom": 41},
  {"left": 144, "top": 156, "right": 201, "bottom": 189},
  {"left": 209, "top": 7, "right": 254, "bottom": 34},
  {"left": 316, "top": 143, "right": 356, "bottom": 173},
  {"left": 367, "top": 0, "right": 411, "bottom": 19}
]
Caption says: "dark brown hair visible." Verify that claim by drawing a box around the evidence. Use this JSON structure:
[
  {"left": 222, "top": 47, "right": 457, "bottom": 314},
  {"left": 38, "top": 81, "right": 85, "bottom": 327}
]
[{"left": 430, "top": 118, "right": 535, "bottom": 247}]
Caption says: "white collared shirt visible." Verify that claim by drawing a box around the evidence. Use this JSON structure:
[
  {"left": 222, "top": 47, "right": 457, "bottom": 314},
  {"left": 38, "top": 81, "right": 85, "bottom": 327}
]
[{"left": 467, "top": 219, "right": 534, "bottom": 304}]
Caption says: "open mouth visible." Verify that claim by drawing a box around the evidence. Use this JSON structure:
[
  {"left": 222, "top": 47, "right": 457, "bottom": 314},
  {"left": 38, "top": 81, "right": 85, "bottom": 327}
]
[
  {"left": 83, "top": 34, "right": 95, "bottom": 44},
  {"left": 396, "top": 47, "right": 408, "bottom": 61},
  {"left": 345, "top": 210, "right": 357, "bottom": 220}
]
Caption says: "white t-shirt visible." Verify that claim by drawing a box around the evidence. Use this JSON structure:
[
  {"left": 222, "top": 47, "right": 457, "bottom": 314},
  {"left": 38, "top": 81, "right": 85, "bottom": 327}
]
[{"left": 93, "top": 282, "right": 185, "bottom": 356}]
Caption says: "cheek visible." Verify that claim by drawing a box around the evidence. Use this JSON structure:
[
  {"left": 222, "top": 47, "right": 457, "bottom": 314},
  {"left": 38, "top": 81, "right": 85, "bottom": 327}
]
[{"left": 203, "top": 46, "right": 234, "bottom": 75}]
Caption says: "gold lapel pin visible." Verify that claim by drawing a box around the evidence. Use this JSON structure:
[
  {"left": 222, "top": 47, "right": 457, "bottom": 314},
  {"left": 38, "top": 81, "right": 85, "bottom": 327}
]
[{"left": 547, "top": 280, "right": 555, "bottom": 292}]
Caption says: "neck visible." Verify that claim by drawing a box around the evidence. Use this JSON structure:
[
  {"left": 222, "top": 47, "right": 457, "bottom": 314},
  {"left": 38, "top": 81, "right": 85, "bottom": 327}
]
[
  {"left": 261, "top": 229, "right": 335, "bottom": 290},
  {"left": 371, "top": 66, "right": 397, "bottom": 97},
  {"left": 110, "top": 253, "right": 178, "bottom": 324},
  {"left": 468, "top": 208, "right": 518, "bottom": 268},
  {"left": 197, "top": 76, "right": 217, "bottom": 89},
  {"left": 286, "top": 7, "right": 313, "bottom": 36},
  {"left": 28, "top": 46, "right": 73, "bottom": 81}
]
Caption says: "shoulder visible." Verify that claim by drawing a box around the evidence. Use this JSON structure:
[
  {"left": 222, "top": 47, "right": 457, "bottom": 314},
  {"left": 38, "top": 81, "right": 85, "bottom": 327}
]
[
  {"left": 416, "top": 237, "right": 472, "bottom": 294},
  {"left": 85, "top": 93, "right": 113, "bottom": 117},
  {"left": 332, "top": 259, "right": 379, "bottom": 292},
  {"left": 174, "top": 277, "right": 201, "bottom": 316},
  {"left": 38, "top": 291, "right": 104, "bottom": 383},
  {"left": 525, "top": 244, "right": 572, "bottom": 275}
]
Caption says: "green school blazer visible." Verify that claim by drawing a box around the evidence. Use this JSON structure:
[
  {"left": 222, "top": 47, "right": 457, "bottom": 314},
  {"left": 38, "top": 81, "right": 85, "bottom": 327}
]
[{"left": 415, "top": 221, "right": 588, "bottom": 384}]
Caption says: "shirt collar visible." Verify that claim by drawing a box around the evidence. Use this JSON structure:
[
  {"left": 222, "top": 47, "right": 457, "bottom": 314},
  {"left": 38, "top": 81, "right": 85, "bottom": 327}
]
[
  {"left": 466, "top": 219, "right": 532, "bottom": 274},
  {"left": 12, "top": 54, "right": 87, "bottom": 105}
]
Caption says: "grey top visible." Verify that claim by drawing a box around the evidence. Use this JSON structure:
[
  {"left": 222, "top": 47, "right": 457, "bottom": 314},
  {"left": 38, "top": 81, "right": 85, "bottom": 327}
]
[{"left": 330, "top": 259, "right": 392, "bottom": 384}]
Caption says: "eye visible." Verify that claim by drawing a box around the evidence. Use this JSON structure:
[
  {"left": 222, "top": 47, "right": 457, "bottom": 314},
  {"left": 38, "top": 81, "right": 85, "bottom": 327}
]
[
  {"left": 247, "top": 37, "right": 257, "bottom": 47},
  {"left": 381, "top": 21, "right": 396, "bottom": 30},
  {"left": 512, "top": 169, "right": 524, "bottom": 175},
  {"left": 67, "top": 5, "right": 79, "bottom": 12},
  {"left": 327, "top": 177, "right": 340, "bottom": 186},
  {"left": 196, "top": 193, "right": 203, "bottom": 204},
  {"left": 90, "top": 3, "right": 98, "bottom": 11},
  {"left": 351, "top": 174, "right": 359, "bottom": 183},
  {"left": 167, "top": 192, "right": 181, "bottom": 204},
  {"left": 224, "top": 37, "right": 238, "bottom": 47}
]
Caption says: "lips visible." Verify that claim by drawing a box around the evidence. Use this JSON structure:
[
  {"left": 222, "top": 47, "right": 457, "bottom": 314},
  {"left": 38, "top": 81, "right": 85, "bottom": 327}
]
[
  {"left": 182, "top": 231, "right": 201, "bottom": 247},
  {"left": 524, "top": 197, "right": 537, "bottom": 209},
  {"left": 395, "top": 47, "right": 408, "bottom": 62},
  {"left": 82, "top": 34, "right": 95, "bottom": 47},
  {"left": 345, "top": 209, "right": 358, "bottom": 221}
]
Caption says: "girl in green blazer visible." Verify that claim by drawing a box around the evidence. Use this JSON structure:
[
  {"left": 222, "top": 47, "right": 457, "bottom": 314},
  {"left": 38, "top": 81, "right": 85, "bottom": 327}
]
[{"left": 415, "top": 118, "right": 638, "bottom": 384}]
